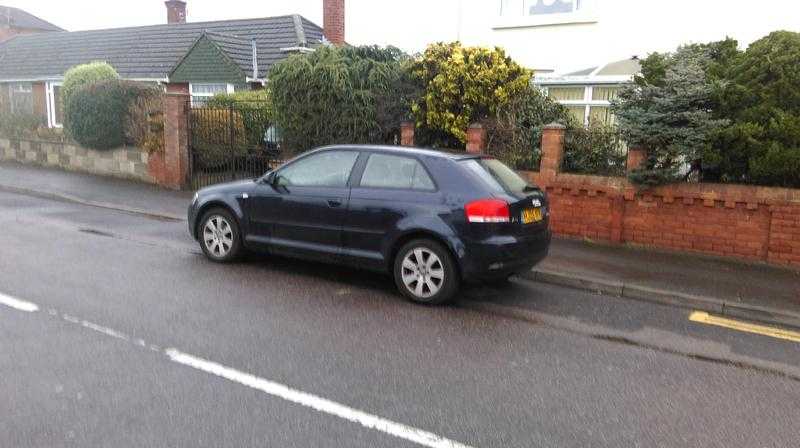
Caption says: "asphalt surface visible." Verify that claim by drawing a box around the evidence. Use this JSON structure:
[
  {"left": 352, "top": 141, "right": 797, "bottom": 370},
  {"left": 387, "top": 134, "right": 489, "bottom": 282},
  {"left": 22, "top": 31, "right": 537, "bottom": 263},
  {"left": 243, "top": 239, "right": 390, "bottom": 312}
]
[{"left": 1, "top": 190, "right": 799, "bottom": 447}]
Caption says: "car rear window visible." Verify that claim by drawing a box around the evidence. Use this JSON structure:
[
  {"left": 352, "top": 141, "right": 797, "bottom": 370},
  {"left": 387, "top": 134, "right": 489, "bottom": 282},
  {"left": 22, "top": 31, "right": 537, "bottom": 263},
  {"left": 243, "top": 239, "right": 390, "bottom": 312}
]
[
  {"left": 360, "top": 153, "right": 436, "bottom": 191},
  {"left": 460, "top": 158, "right": 529, "bottom": 194}
]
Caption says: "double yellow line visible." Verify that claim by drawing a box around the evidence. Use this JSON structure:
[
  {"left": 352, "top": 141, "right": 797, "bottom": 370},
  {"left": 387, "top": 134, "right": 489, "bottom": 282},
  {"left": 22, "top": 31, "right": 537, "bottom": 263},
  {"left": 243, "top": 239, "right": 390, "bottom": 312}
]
[{"left": 689, "top": 311, "right": 800, "bottom": 343}]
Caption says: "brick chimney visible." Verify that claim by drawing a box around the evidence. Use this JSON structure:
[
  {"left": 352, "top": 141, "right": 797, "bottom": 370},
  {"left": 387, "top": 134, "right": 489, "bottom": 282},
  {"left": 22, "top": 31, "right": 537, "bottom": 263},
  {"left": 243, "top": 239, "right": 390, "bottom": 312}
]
[
  {"left": 165, "top": 0, "right": 187, "bottom": 24},
  {"left": 323, "top": 0, "right": 345, "bottom": 45}
]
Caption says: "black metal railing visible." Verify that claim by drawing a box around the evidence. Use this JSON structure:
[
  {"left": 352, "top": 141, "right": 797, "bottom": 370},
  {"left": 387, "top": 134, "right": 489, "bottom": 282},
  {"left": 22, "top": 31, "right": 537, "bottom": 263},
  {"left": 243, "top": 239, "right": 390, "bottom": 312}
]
[{"left": 187, "top": 101, "right": 283, "bottom": 189}]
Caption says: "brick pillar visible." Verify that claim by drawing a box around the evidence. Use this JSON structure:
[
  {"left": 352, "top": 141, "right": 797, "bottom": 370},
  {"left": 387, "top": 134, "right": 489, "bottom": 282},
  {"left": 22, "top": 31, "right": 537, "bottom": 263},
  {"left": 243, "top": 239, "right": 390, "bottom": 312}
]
[
  {"left": 627, "top": 146, "right": 647, "bottom": 172},
  {"left": 466, "top": 123, "right": 486, "bottom": 154},
  {"left": 162, "top": 86, "right": 190, "bottom": 190},
  {"left": 400, "top": 121, "right": 414, "bottom": 146},
  {"left": 539, "top": 122, "right": 566, "bottom": 180}
]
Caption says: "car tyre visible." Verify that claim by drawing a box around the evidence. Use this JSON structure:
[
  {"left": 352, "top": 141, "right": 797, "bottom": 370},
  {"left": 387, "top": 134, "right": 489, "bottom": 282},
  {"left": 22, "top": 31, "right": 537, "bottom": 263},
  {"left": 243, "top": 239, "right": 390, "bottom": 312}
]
[
  {"left": 198, "top": 207, "right": 242, "bottom": 263},
  {"left": 393, "top": 239, "right": 459, "bottom": 305}
]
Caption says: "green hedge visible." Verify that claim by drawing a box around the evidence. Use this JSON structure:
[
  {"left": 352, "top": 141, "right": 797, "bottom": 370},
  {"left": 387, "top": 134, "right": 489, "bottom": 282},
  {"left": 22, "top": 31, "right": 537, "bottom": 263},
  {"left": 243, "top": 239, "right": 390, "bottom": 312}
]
[
  {"left": 563, "top": 124, "right": 628, "bottom": 177},
  {"left": 66, "top": 80, "right": 154, "bottom": 150},
  {"left": 0, "top": 112, "right": 44, "bottom": 139},
  {"left": 62, "top": 62, "right": 119, "bottom": 130},
  {"left": 269, "top": 45, "right": 413, "bottom": 154}
]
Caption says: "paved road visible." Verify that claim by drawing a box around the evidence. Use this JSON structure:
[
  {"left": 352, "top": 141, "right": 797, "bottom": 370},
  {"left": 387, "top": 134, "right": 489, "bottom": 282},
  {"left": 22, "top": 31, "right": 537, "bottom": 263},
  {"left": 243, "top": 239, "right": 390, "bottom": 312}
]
[{"left": 1, "top": 190, "right": 798, "bottom": 448}]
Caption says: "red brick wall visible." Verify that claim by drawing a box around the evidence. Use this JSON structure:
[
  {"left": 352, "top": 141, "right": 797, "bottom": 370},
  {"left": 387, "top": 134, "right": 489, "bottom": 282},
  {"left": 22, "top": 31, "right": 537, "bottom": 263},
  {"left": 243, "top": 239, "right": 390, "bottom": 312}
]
[
  {"left": 767, "top": 205, "right": 800, "bottom": 266},
  {"left": 523, "top": 125, "right": 800, "bottom": 269}
]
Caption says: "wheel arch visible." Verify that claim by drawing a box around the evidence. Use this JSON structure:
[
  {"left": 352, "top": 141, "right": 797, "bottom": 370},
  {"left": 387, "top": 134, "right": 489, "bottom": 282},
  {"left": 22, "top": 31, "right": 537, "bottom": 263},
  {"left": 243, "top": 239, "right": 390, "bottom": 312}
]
[
  {"left": 387, "top": 230, "right": 463, "bottom": 279},
  {"left": 193, "top": 200, "right": 243, "bottom": 239}
]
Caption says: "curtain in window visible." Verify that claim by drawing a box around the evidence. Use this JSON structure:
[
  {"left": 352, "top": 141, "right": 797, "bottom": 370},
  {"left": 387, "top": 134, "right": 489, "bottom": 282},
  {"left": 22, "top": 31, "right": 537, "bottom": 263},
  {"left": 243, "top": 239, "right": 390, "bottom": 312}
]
[
  {"left": 548, "top": 87, "right": 584, "bottom": 101},
  {"left": 591, "top": 86, "right": 620, "bottom": 102},
  {"left": 589, "top": 106, "right": 616, "bottom": 126},
  {"left": 566, "top": 106, "right": 586, "bottom": 125},
  {"left": 9, "top": 83, "right": 33, "bottom": 115}
]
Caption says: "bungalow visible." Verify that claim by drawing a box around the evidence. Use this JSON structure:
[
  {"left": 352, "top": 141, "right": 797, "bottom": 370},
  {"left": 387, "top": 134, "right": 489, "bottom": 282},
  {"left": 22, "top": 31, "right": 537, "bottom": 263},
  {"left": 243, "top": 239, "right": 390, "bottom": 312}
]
[{"left": 0, "top": 0, "right": 346, "bottom": 128}]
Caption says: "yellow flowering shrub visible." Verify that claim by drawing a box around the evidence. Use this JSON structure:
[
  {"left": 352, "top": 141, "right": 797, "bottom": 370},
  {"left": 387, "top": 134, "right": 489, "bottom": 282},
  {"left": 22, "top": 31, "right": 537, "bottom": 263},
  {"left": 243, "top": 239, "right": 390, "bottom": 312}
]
[{"left": 410, "top": 42, "right": 531, "bottom": 143}]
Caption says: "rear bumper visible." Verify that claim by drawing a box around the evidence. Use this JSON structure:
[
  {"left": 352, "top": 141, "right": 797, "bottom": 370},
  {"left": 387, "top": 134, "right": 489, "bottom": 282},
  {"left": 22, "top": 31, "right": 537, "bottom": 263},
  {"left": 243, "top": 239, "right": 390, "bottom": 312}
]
[{"left": 459, "top": 229, "right": 551, "bottom": 281}]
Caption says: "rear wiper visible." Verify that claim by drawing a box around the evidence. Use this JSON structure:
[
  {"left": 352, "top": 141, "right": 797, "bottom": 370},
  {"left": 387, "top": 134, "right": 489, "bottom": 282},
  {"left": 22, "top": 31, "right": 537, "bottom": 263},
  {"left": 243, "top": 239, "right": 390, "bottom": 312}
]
[{"left": 523, "top": 185, "right": 540, "bottom": 192}]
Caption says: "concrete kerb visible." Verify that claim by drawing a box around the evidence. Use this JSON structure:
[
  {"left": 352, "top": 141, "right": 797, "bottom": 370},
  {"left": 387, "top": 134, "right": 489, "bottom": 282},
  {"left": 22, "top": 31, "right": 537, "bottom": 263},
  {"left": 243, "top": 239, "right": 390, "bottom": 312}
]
[
  {"left": 0, "top": 184, "right": 184, "bottom": 222},
  {"left": 518, "top": 269, "right": 800, "bottom": 329}
]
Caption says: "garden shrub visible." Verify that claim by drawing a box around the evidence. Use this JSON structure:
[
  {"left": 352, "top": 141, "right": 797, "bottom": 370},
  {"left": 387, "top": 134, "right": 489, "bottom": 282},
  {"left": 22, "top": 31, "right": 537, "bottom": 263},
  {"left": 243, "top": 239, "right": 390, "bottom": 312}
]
[
  {"left": 206, "top": 89, "right": 275, "bottom": 150},
  {"left": 62, "top": 62, "right": 119, "bottom": 130},
  {"left": 613, "top": 42, "right": 731, "bottom": 187},
  {"left": 269, "top": 45, "right": 414, "bottom": 154},
  {"left": 484, "top": 85, "right": 572, "bottom": 169},
  {"left": 66, "top": 80, "right": 151, "bottom": 150},
  {"left": 190, "top": 109, "right": 247, "bottom": 167},
  {"left": 126, "top": 91, "right": 164, "bottom": 154},
  {"left": 563, "top": 123, "right": 628, "bottom": 177},
  {"left": 0, "top": 112, "right": 43, "bottom": 139},
  {"left": 614, "top": 32, "right": 800, "bottom": 188},
  {"left": 410, "top": 42, "right": 531, "bottom": 145},
  {"left": 713, "top": 31, "right": 800, "bottom": 187}
]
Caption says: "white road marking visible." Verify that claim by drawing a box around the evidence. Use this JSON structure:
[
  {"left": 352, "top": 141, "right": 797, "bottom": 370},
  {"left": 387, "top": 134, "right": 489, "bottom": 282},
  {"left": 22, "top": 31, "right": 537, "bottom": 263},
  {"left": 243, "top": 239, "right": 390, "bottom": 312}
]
[
  {"left": 80, "top": 320, "right": 130, "bottom": 342},
  {"left": 0, "top": 293, "right": 39, "bottom": 312},
  {"left": 0, "top": 290, "right": 473, "bottom": 447},
  {"left": 165, "top": 349, "right": 475, "bottom": 448}
]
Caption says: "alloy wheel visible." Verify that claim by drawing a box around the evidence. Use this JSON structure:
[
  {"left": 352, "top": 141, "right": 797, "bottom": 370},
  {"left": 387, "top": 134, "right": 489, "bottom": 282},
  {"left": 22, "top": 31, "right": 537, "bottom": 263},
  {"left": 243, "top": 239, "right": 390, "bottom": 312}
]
[
  {"left": 203, "top": 215, "right": 234, "bottom": 258},
  {"left": 400, "top": 248, "right": 445, "bottom": 299}
]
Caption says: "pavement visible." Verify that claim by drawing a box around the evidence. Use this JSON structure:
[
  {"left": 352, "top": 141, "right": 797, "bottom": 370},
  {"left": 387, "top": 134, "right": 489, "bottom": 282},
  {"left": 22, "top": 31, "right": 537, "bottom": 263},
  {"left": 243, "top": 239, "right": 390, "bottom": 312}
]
[
  {"left": 1, "top": 160, "right": 799, "bottom": 329},
  {"left": 1, "top": 188, "right": 799, "bottom": 447}
]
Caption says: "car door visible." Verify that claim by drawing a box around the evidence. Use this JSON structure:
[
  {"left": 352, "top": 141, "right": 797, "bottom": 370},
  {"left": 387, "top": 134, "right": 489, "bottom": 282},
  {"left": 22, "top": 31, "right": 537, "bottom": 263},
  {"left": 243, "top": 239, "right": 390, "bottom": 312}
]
[
  {"left": 247, "top": 149, "right": 360, "bottom": 261},
  {"left": 342, "top": 152, "right": 440, "bottom": 270}
]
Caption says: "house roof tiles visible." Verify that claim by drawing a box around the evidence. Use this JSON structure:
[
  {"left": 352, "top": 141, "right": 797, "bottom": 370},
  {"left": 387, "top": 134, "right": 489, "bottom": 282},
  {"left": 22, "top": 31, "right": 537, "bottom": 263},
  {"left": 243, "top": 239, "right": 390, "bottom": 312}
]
[{"left": 0, "top": 15, "right": 323, "bottom": 81}]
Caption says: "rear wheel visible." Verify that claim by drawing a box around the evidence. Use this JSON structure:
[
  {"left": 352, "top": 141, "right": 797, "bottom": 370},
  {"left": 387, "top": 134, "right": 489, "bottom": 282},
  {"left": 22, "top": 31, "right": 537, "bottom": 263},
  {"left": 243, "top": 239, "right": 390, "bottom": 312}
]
[
  {"left": 393, "top": 239, "right": 459, "bottom": 305},
  {"left": 198, "top": 208, "right": 242, "bottom": 262}
]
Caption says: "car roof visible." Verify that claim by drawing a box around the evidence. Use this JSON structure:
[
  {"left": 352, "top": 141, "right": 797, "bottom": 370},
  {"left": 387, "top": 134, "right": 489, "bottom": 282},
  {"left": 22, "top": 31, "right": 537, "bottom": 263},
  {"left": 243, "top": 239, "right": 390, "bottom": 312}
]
[{"left": 313, "top": 144, "right": 482, "bottom": 161}]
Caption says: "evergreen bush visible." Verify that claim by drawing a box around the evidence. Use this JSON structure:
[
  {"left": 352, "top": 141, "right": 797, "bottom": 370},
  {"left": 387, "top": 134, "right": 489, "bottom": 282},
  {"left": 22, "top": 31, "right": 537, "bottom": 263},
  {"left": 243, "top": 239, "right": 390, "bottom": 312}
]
[{"left": 66, "top": 80, "right": 150, "bottom": 150}]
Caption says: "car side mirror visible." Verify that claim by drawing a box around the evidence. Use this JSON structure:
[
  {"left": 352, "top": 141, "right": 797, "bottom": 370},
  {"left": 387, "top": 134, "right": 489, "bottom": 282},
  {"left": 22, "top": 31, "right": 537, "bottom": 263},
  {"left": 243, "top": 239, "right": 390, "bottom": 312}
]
[{"left": 260, "top": 171, "right": 275, "bottom": 185}]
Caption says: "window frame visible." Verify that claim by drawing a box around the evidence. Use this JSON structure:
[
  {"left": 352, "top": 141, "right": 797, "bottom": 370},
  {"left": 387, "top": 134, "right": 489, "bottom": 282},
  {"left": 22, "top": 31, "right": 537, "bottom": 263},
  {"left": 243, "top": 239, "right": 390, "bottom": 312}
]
[
  {"left": 8, "top": 82, "right": 33, "bottom": 115},
  {"left": 355, "top": 152, "right": 438, "bottom": 192},
  {"left": 189, "top": 83, "right": 235, "bottom": 106},
  {"left": 46, "top": 81, "right": 64, "bottom": 128},
  {"left": 541, "top": 84, "right": 622, "bottom": 127},
  {"left": 274, "top": 149, "right": 361, "bottom": 189},
  {"left": 495, "top": 0, "right": 596, "bottom": 29}
]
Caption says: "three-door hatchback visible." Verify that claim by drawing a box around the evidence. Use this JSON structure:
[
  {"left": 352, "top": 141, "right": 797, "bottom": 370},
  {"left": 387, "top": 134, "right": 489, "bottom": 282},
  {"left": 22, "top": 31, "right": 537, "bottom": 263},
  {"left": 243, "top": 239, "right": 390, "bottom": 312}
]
[{"left": 189, "top": 145, "right": 551, "bottom": 304}]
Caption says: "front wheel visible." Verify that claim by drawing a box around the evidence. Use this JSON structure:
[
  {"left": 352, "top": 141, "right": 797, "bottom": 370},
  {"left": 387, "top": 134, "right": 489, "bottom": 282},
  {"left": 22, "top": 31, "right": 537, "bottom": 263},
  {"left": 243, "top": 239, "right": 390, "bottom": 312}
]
[
  {"left": 393, "top": 239, "right": 459, "bottom": 305},
  {"left": 198, "top": 208, "right": 242, "bottom": 262}
]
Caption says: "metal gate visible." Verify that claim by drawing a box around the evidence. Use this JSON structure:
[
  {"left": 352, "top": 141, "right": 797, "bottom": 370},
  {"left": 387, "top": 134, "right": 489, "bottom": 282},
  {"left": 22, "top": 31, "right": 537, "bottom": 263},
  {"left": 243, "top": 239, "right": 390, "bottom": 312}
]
[{"left": 187, "top": 100, "right": 283, "bottom": 190}]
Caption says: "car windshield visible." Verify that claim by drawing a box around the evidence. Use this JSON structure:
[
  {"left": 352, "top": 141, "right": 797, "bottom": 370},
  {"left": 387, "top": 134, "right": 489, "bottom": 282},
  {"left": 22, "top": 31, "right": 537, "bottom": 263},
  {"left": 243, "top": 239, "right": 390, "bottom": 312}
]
[{"left": 460, "top": 158, "right": 530, "bottom": 194}]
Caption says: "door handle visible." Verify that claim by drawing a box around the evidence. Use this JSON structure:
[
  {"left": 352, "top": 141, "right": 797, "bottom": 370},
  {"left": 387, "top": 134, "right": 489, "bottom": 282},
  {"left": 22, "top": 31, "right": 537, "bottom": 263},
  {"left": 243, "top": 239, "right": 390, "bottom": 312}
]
[{"left": 327, "top": 199, "right": 343, "bottom": 208}]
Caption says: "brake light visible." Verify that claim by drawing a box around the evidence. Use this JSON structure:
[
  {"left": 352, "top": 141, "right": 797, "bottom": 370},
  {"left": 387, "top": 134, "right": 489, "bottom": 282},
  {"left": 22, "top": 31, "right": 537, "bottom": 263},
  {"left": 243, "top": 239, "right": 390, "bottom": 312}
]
[{"left": 465, "top": 199, "right": 510, "bottom": 223}]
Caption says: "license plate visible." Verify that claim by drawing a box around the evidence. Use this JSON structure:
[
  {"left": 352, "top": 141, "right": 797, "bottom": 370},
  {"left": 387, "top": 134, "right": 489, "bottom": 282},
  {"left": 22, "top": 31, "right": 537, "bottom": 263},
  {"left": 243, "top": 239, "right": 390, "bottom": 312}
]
[{"left": 522, "top": 207, "right": 543, "bottom": 224}]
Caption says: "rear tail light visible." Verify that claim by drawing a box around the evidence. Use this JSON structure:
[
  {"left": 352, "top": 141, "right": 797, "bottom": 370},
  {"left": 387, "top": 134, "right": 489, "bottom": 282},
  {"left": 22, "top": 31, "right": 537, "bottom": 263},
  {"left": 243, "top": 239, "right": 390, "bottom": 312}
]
[{"left": 465, "top": 199, "right": 510, "bottom": 223}]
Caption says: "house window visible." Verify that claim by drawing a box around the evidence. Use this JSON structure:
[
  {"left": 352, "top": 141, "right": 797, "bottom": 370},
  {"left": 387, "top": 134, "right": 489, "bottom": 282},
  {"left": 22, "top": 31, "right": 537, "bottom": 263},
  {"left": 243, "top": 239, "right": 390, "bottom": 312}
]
[
  {"left": 544, "top": 85, "right": 620, "bottom": 127},
  {"left": 189, "top": 83, "right": 234, "bottom": 106},
  {"left": 497, "top": 0, "right": 594, "bottom": 27},
  {"left": 46, "top": 82, "right": 64, "bottom": 128},
  {"left": 9, "top": 82, "right": 33, "bottom": 115}
]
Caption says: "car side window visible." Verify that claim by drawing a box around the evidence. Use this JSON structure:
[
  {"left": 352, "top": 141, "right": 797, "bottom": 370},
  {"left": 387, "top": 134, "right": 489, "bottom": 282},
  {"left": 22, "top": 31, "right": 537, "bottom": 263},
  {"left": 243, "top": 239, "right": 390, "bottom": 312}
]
[
  {"left": 359, "top": 154, "right": 435, "bottom": 191},
  {"left": 276, "top": 151, "right": 359, "bottom": 188}
]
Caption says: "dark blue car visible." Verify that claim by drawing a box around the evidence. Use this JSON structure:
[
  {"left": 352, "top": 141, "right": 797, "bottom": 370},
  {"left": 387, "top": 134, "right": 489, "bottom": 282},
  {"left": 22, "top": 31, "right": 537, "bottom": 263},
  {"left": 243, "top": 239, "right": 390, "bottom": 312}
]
[{"left": 188, "top": 145, "right": 551, "bottom": 304}]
